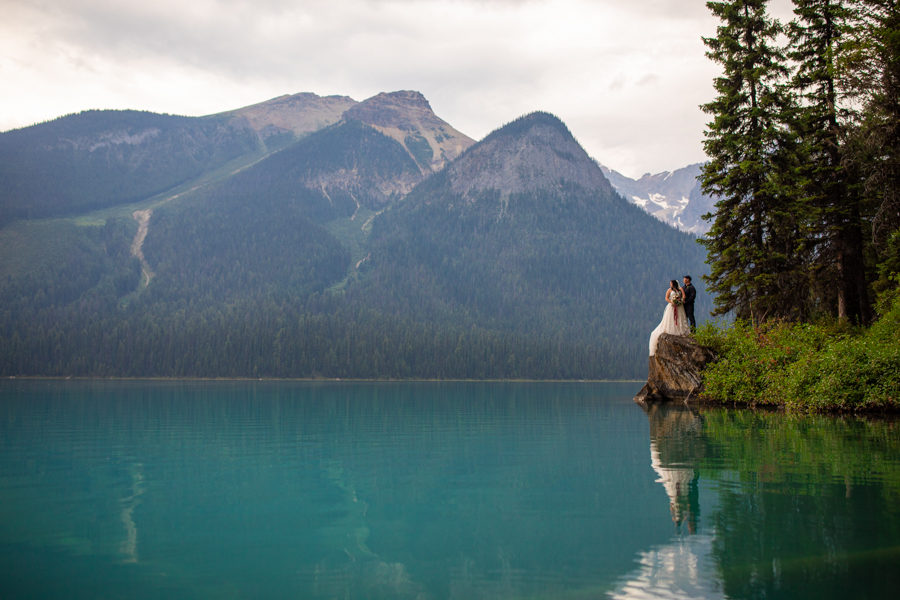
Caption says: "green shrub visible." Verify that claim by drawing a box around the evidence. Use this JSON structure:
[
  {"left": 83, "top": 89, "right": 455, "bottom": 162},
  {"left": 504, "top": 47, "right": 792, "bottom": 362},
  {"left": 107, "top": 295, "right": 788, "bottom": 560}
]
[{"left": 695, "top": 287, "right": 900, "bottom": 411}]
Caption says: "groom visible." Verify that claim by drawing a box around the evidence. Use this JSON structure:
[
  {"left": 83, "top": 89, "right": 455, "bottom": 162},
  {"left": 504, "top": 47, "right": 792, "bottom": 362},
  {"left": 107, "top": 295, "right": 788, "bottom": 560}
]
[{"left": 682, "top": 275, "right": 696, "bottom": 330}]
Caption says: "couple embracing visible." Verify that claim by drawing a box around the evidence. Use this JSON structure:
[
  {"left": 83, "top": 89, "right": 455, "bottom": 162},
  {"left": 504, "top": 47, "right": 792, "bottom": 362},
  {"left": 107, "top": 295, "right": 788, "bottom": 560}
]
[{"left": 649, "top": 276, "right": 696, "bottom": 356}]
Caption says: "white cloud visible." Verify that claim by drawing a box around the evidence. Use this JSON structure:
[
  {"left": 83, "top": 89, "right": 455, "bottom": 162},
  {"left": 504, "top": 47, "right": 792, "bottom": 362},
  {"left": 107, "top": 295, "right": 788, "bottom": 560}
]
[{"left": 0, "top": 0, "right": 797, "bottom": 177}]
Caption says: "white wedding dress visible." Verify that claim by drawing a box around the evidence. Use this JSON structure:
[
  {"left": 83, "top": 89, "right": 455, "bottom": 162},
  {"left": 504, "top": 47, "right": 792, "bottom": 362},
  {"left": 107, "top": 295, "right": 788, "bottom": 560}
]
[{"left": 649, "top": 296, "right": 691, "bottom": 356}]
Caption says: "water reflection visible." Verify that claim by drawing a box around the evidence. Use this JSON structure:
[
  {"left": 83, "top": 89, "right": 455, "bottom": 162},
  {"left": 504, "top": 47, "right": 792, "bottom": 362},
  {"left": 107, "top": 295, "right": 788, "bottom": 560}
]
[
  {"left": 646, "top": 406, "right": 703, "bottom": 533},
  {"left": 119, "top": 463, "right": 144, "bottom": 563},
  {"left": 624, "top": 403, "right": 900, "bottom": 600},
  {"left": 610, "top": 534, "right": 723, "bottom": 600},
  {"left": 2, "top": 381, "right": 899, "bottom": 600},
  {"left": 610, "top": 404, "right": 721, "bottom": 599},
  {"left": 0, "top": 380, "right": 668, "bottom": 600}
]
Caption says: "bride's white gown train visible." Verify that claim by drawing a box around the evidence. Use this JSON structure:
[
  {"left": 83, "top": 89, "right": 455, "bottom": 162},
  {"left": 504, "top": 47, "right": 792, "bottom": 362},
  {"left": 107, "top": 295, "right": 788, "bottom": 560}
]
[{"left": 649, "top": 302, "right": 690, "bottom": 356}]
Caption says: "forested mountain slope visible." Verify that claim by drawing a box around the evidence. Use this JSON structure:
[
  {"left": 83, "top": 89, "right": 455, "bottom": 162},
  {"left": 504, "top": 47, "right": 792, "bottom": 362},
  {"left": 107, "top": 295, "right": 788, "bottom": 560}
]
[
  {"left": 141, "top": 120, "right": 423, "bottom": 303},
  {"left": 349, "top": 112, "right": 712, "bottom": 374},
  {"left": 0, "top": 110, "right": 262, "bottom": 226},
  {"left": 0, "top": 106, "right": 709, "bottom": 380}
]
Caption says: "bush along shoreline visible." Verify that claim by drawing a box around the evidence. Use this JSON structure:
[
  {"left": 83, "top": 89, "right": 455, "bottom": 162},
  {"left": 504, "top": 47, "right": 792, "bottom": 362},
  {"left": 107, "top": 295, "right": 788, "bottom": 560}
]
[{"left": 693, "top": 284, "right": 900, "bottom": 412}]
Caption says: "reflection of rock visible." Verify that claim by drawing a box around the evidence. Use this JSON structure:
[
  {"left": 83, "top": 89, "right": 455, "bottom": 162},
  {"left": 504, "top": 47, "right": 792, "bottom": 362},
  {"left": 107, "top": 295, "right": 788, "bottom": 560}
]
[
  {"left": 615, "top": 406, "right": 724, "bottom": 598},
  {"left": 643, "top": 405, "right": 705, "bottom": 533},
  {"left": 634, "top": 334, "right": 716, "bottom": 404}
]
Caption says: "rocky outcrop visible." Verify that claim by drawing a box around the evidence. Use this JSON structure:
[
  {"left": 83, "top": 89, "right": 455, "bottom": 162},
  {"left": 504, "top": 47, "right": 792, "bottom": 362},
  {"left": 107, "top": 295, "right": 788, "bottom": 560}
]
[
  {"left": 634, "top": 334, "right": 717, "bottom": 404},
  {"left": 344, "top": 91, "right": 475, "bottom": 173},
  {"left": 220, "top": 90, "right": 476, "bottom": 209},
  {"left": 222, "top": 90, "right": 475, "bottom": 177},
  {"left": 448, "top": 112, "right": 615, "bottom": 202}
]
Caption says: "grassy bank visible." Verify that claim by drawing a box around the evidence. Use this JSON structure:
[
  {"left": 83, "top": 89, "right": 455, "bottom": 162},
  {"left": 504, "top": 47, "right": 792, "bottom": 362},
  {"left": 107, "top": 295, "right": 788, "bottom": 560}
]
[{"left": 693, "top": 285, "right": 900, "bottom": 412}]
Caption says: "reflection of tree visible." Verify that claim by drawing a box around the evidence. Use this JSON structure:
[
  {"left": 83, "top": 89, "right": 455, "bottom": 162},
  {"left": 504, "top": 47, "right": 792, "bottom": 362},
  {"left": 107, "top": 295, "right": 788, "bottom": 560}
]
[
  {"left": 694, "top": 408, "right": 900, "bottom": 599},
  {"left": 698, "top": 409, "right": 900, "bottom": 491},
  {"left": 708, "top": 480, "right": 900, "bottom": 599}
]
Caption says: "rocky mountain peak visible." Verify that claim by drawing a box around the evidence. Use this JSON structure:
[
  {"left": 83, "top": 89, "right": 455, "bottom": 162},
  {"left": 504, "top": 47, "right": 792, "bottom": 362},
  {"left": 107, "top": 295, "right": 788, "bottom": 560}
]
[
  {"left": 343, "top": 91, "right": 475, "bottom": 173},
  {"left": 215, "top": 90, "right": 474, "bottom": 175},
  {"left": 448, "top": 112, "right": 614, "bottom": 200},
  {"left": 219, "top": 92, "right": 358, "bottom": 139},
  {"left": 343, "top": 91, "right": 433, "bottom": 128}
]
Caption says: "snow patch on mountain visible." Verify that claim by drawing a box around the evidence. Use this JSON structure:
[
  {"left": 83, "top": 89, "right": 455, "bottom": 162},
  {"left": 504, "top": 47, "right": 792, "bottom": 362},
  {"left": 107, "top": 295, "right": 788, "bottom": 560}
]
[{"left": 597, "top": 162, "right": 716, "bottom": 235}]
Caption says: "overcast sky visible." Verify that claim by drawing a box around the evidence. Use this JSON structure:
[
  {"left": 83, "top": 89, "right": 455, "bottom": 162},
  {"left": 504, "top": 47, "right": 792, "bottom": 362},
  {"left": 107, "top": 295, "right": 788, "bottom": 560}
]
[{"left": 0, "top": 0, "right": 796, "bottom": 178}]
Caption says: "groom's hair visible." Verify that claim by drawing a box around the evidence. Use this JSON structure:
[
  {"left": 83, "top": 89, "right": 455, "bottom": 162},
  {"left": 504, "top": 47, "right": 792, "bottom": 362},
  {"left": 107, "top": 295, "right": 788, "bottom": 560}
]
[{"left": 683, "top": 275, "right": 692, "bottom": 282}]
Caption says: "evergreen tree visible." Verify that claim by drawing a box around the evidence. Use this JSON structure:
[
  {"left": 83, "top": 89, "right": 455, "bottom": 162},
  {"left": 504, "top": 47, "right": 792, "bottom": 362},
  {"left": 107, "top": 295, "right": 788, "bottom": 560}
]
[
  {"left": 841, "top": 1, "right": 900, "bottom": 280},
  {"left": 700, "top": 0, "right": 808, "bottom": 321},
  {"left": 789, "top": 0, "right": 873, "bottom": 323}
]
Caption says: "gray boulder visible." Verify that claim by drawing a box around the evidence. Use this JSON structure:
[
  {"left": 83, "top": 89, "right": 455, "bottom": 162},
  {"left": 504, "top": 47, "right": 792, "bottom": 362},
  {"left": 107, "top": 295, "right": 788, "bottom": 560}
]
[{"left": 634, "top": 334, "right": 717, "bottom": 404}]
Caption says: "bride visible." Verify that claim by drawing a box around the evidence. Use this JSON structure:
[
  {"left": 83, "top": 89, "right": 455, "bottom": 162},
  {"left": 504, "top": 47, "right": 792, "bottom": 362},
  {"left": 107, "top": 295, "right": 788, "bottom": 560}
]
[{"left": 649, "top": 279, "right": 691, "bottom": 356}]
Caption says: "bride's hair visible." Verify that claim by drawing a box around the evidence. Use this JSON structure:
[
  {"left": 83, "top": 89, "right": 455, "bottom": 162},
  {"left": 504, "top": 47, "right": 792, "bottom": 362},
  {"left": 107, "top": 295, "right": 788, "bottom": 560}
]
[{"left": 670, "top": 279, "right": 680, "bottom": 290}]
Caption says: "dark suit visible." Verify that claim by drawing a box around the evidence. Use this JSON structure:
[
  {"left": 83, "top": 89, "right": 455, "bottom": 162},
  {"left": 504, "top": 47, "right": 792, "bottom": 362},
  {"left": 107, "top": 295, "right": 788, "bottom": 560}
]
[{"left": 683, "top": 283, "right": 696, "bottom": 329}]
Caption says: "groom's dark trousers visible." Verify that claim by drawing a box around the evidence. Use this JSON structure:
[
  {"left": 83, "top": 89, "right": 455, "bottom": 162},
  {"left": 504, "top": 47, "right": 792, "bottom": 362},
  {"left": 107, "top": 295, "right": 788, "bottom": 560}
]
[
  {"left": 684, "top": 303, "right": 696, "bottom": 329},
  {"left": 684, "top": 283, "right": 697, "bottom": 329}
]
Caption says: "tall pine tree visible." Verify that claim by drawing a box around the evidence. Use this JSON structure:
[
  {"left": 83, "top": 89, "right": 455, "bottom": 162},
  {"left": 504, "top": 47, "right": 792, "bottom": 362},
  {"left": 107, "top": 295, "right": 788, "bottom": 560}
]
[
  {"left": 700, "top": 0, "right": 808, "bottom": 321},
  {"left": 842, "top": 0, "right": 900, "bottom": 285},
  {"left": 789, "top": 0, "right": 873, "bottom": 323}
]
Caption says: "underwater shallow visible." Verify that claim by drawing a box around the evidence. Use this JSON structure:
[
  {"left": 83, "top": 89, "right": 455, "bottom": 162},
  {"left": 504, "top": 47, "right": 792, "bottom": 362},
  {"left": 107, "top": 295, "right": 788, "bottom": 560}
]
[{"left": 1, "top": 380, "right": 898, "bottom": 599}]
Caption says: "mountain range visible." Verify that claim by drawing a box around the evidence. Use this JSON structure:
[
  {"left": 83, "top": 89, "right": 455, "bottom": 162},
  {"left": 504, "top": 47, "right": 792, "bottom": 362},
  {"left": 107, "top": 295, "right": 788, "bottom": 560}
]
[
  {"left": 0, "top": 91, "right": 712, "bottom": 379},
  {"left": 598, "top": 163, "right": 716, "bottom": 234}
]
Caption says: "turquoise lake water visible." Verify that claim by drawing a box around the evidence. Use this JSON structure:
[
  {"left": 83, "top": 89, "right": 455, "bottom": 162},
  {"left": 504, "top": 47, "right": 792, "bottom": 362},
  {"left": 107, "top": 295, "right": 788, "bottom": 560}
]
[{"left": 1, "top": 380, "right": 899, "bottom": 599}]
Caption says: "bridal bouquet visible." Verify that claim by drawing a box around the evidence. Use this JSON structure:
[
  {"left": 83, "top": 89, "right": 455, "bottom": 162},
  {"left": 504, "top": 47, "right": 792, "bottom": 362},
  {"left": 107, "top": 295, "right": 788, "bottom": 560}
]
[{"left": 671, "top": 291, "right": 683, "bottom": 306}]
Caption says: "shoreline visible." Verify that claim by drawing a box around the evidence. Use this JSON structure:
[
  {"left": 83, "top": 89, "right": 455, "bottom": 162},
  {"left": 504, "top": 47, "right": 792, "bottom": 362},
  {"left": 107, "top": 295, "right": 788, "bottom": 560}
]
[
  {"left": 677, "top": 397, "right": 900, "bottom": 416},
  {"left": 2, "top": 376, "right": 645, "bottom": 383}
]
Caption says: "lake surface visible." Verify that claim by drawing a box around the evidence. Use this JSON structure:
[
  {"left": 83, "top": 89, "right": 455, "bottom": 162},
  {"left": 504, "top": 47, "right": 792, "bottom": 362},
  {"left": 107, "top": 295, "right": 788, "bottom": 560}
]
[{"left": 1, "top": 381, "right": 899, "bottom": 600}]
